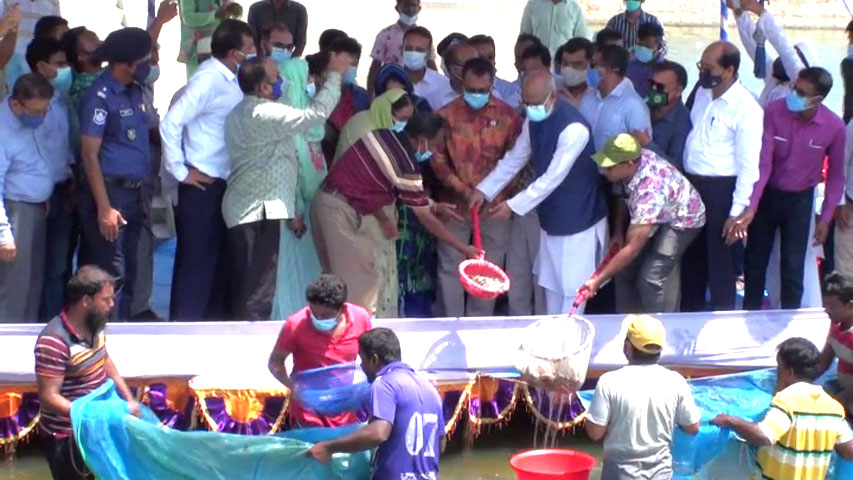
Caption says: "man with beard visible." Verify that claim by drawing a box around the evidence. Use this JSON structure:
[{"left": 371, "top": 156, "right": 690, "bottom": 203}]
[{"left": 34, "top": 265, "right": 139, "bottom": 480}]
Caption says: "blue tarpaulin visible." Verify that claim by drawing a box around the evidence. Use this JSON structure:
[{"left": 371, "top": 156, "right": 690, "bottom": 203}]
[{"left": 70, "top": 380, "right": 372, "bottom": 480}]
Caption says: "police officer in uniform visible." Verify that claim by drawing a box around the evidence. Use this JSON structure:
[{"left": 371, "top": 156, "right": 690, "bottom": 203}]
[{"left": 78, "top": 28, "right": 153, "bottom": 320}]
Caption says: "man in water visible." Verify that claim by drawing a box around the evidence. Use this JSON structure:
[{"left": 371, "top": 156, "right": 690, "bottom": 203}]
[
  {"left": 34, "top": 265, "right": 140, "bottom": 480},
  {"left": 308, "top": 328, "right": 445, "bottom": 480},
  {"left": 816, "top": 272, "right": 853, "bottom": 414},
  {"left": 712, "top": 337, "right": 853, "bottom": 479},
  {"left": 585, "top": 314, "right": 701, "bottom": 479}
]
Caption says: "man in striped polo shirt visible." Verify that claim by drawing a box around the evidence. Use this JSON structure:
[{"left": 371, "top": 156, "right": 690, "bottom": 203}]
[
  {"left": 712, "top": 338, "right": 853, "bottom": 480},
  {"left": 34, "top": 265, "right": 139, "bottom": 480},
  {"left": 818, "top": 271, "right": 853, "bottom": 414}
]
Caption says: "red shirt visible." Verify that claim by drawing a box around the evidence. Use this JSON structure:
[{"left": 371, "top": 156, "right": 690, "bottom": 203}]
[
  {"left": 829, "top": 323, "right": 853, "bottom": 387},
  {"left": 273, "top": 303, "right": 373, "bottom": 427}
]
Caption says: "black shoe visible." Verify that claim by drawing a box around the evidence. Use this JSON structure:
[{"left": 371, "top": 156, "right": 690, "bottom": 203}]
[{"left": 131, "top": 309, "right": 164, "bottom": 321}]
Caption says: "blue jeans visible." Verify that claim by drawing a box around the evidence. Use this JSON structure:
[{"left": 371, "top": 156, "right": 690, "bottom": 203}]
[
  {"left": 40, "top": 181, "right": 77, "bottom": 320},
  {"left": 78, "top": 183, "right": 144, "bottom": 320}
]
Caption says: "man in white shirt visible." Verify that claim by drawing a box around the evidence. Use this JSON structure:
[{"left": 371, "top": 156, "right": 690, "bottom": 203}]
[
  {"left": 160, "top": 19, "right": 256, "bottom": 321},
  {"left": 430, "top": 40, "right": 478, "bottom": 112},
  {"left": 680, "top": 41, "right": 763, "bottom": 312},
  {"left": 402, "top": 26, "right": 452, "bottom": 112},
  {"left": 585, "top": 314, "right": 701, "bottom": 480},
  {"left": 469, "top": 70, "right": 608, "bottom": 315},
  {"left": 469, "top": 34, "right": 521, "bottom": 110}
]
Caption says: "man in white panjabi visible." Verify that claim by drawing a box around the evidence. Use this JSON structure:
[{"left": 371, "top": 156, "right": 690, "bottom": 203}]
[{"left": 469, "top": 70, "right": 608, "bottom": 314}]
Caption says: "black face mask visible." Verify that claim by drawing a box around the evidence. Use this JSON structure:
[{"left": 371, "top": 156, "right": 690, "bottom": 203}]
[{"left": 698, "top": 69, "right": 723, "bottom": 89}]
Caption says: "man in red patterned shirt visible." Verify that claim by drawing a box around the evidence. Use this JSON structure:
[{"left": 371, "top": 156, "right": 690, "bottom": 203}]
[
  {"left": 433, "top": 57, "right": 523, "bottom": 317},
  {"left": 34, "top": 265, "right": 139, "bottom": 480}
]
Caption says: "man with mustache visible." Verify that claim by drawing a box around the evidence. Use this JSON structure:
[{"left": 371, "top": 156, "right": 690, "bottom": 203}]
[{"left": 34, "top": 265, "right": 139, "bottom": 480}]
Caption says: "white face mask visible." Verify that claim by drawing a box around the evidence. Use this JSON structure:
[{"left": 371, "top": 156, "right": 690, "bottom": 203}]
[{"left": 561, "top": 66, "right": 588, "bottom": 87}]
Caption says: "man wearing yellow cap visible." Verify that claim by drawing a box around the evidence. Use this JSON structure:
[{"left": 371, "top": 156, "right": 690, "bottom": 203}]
[
  {"left": 585, "top": 314, "right": 701, "bottom": 479},
  {"left": 582, "top": 133, "right": 705, "bottom": 313}
]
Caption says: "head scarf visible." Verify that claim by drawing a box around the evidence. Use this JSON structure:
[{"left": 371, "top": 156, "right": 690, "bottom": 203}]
[
  {"left": 373, "top": 63, "right": 414, "bottom": 96},
  {"left": 281, "top": 58, "right": 327, "bottom": 205},
  {"left": 334, "top": 88, "right": 407, "bottom": 162}
]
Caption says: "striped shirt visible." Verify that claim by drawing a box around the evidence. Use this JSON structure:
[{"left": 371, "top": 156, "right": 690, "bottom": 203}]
[
  {"left": 604, "top": 10, "right": 663, "bottom": 50},
  {"left": 755, "top": 382, "right": 853, "bottom": 480},
  {"left": 828, "top": 323, "right": 853, "bottom": 388},
  {"left": 323, "top": 129, "right": 429, "bottom": 215},
  {"left": 34, "top": 313, "right": 108, "bottom": 438}
]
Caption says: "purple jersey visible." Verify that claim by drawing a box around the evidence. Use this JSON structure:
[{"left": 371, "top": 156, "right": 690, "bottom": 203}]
[{"left": 369, "top": 362, "right": 444, "bottom": 480}]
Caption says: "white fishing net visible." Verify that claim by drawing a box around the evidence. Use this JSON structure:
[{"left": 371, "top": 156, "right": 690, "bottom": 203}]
[{"left": 516, "top": 315, "right": 595, "bottom": 394}]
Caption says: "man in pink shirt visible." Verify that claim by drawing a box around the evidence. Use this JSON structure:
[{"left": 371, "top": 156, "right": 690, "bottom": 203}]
[{"left": 268, "top": 274, "right": 373, "bottom": 428}]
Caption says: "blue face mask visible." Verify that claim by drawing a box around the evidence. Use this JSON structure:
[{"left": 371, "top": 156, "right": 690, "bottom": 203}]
[
  {"left": 786, "top": 91, "right": 815, "bottom": 113},
  {"left": 342, "top": 66, "right": 358, "bottom": 86},
  {"left": 526, "top": 95, "right": 552, "bottom": 123},
  {"left": 306, "top": 82, "right": 317, "bottom": 98},
  {"left": 20, "top": 112, "right": 45, "bottom": 129},
  {"left": 237, "top": 51, "right": 256, "bottom": 70},
  {"left": 310, "top": 311, "right": 339, "bottom": 332},
  {"left": 625, "top": 0, "right": 642, "bottom": 12},
  {"left": 132, "top": 61, "right": 152, "bottom": 85},
  {"left": 634, "top": 45, "right": 656, "bottom": 64},
  {"left": 463, "top": 91, "right": 489, "bottom": 110},
  {"left": 392, "top": 119, "right": 407, "bottom": 133},
  {"left": 145, "top": 64, "right": 160, "bottom": 86},
  {"left": 52, "top": 66, "right": 73, "bottom": 94},
  {"left": 271, "top": 77, "right": 284, "bottom": 100},
  {"left": 414, "top": 149, "right": 433, "bottom": 163},
  {"left": 270, "top": 47, "right": 292, "bottom": 66},
  {"left": 403, "top": 50, "right": 427, "bottom": 71},
  {"left": 587, "top": 68, "right": 602, "bottom": 89}
]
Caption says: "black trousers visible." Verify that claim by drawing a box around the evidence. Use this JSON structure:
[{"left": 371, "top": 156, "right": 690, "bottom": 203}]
[
  {"left": 78, "top": 183, "right": 144, "bottom": 320},
  {"left": 43, "top": 435, "right": 92, "bottom": 480},
  {"left": 743, "top": 187, "right": 814, "bottom": 310},
  {"left": 227, "top": 219, "right": 281, "bottom": 320},
  {"left": 170, "top": 180, "right": 231, "bottom": 321},
  {"left": 681, "top": 175, "right": 739, "bottom": 311}
]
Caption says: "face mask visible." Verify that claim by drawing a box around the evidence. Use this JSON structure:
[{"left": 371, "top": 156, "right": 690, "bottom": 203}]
[
  {"left": 403, "top": 50, "right": 427, "bottom": 71},
  {"left": 634, "top": 45, "right": 656, "bottom": 64},
  {"left": 399, "top": 12, "right": 417, "bottom": 26},
  {"left": 463, "top": 91, "right": 489, "bottom": 110},
  {"left": 19, "top": 112, "right": 45, "bottom": 129},
  {"left": 698, "top": 69, "right": 723, "bottom": 89},
  {"left": 392, "top": 119, "right": 407, "bottom": 132},
  {"left": 526, "top": 95, "right": 552, "bottom": 122},
  {"left": 132, "top": 62, "right": 152, "bottom": 85},
  {"left": 646, "top": 89, "right": 668, "bottom": 108},
  {"left": 786, "top": 91, "right": 814, "bottom": 113},
  {"left": 342, "top": 66, "right": 358, "bottom": 86},
  {"left": 306, "top": 82, "right": 317, "bottom": 97},
  {"left": 271, "top": 77, "right": 284, "bottom": 100},
  {"left": 52, "top": 66, "right": 73, "bottom": 94},
  {"left": 270, "top": 47, "right": 292, "bottom": 66},
  {"left": 560, "top": 66, "right": 588, "bottom": 87},
  {"left": 310, "top": 311, "right": 339, "bottom": 332},
  {"left": 587, "top": 68, "right": 602, "bottom": 89},
  {"left": 625, "top": 0, "right": 642, "bottom": 12},
  {"left": 236, "top": 50, "right": 256, "bottom": 70},
  {"left": 145, "top": 64, "right": 161, "bottom": 86},
  {"left": 414, "top": 150, "right": 433, "bottom": 163}
]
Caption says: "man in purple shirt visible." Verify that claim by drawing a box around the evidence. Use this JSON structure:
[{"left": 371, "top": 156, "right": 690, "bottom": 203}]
[
  {"left": 733, "top": 67, "right": 845, "bottom": 310},
  {"left": 309, "top": 328, "right": 445, "bottom": 480}
]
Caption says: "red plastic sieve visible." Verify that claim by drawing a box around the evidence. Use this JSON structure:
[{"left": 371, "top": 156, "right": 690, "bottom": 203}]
[
  {"left": 569, "top": 243, "right": 621, "bottom": 315},
  {"left": 458, "top": 207, "right": 510, "bottom": 300}
]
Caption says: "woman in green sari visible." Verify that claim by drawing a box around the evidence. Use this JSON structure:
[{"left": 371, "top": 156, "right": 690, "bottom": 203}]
[
  {"left": 270, "top": 57, "right": 330, "bottom": 320},
  {"left": 332, "top": 89, "right": 414, "bottom": 318},
  {"left": 177, "top": 0, "right": 241, "bottom": 77}
]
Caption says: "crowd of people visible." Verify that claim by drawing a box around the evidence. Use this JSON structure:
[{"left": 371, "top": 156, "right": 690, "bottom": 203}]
[
  {"left": 10, "top": 0, "right": 853, "bottom": 478},
  {"left": 2, "top": 0, "right": 852, "bottom": 324}
]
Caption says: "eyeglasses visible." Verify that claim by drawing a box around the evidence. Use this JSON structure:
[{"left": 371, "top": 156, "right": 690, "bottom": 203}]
[{"left": 647, "top": 79, "right": 667, "bottom": 92}]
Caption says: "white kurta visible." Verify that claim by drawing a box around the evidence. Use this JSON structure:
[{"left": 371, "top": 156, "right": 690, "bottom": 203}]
[{"left": 476, "top": 117, "right": 607, "bottom": 314}]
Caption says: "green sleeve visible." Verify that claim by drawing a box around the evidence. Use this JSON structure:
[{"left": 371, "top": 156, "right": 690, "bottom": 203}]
[{"left": 180, "top": 0, "right": 219, "bottom": 28}]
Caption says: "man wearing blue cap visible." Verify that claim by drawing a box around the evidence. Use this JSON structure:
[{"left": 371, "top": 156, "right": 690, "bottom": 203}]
[{"left": 78, "top": 27, "right": 153, "bottom": 320}]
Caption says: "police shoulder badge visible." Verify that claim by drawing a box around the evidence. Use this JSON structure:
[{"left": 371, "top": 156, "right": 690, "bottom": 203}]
[
  {"left": 127, "top": 128, "right": 136, "bottom": 141},
  {"left": 93, "top": 108, "right": 108, "bottom": 126}
]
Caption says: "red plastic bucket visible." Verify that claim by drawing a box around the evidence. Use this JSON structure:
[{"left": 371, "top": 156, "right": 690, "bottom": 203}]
[{"left": 509, "top": 449, "right": 597, "bottom": 480}]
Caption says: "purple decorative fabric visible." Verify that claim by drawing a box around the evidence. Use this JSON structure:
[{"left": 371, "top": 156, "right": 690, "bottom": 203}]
[
  {"left": 146, "top": 384, "right": 194, "bottom": 430},
  {"left": 469, "top": 380, "right": 516, "bottom": 421},
  {"left": 203, "top": 396, "right": 287, "bottom": 435},
  {"left": 0, "top": 392, "right": 40, "bottom": 441}
]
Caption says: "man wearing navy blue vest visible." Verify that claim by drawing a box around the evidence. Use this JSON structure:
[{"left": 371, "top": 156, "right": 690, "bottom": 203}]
[{"left": 470, "top": 69, "right": 608, "bottom": 314}]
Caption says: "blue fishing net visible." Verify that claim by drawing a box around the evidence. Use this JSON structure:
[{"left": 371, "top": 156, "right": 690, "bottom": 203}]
[
  {"left": 70, "top": 380, "right": 371, "bottom": 480},
  {"left": 579, "top": 367, "right": 853, "bottom": 479},
  {"left": 292, "top": 362, "right": 371, "bottom": 416}
]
